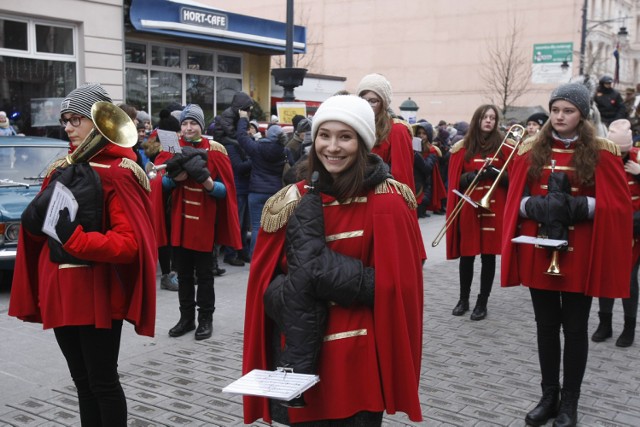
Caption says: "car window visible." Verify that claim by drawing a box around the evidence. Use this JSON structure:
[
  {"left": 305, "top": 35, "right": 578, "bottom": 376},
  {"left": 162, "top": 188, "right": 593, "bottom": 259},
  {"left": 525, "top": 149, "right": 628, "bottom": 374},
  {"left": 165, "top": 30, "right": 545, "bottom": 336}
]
[{"left": 0, "top": 146, "right": 68, "bottom": 184}]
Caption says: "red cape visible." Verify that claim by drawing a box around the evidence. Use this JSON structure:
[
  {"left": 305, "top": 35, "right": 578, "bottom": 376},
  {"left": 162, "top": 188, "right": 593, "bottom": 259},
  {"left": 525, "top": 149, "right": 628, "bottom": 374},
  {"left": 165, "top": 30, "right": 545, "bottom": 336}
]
[
  {"left": 149, "top": 150, "right": 172, "bottom": 247},
  {"left": 372, "top": 120, "right": 416, "bottom": 193},
  {"left": 9, "top": 144, "right": 158, "bottom": 336},
  {"left": 242, "top": 181, "right": 424, "bottom": 423},
  {"left": 501, "top": 138, "right": 632, "bottom": 297}
]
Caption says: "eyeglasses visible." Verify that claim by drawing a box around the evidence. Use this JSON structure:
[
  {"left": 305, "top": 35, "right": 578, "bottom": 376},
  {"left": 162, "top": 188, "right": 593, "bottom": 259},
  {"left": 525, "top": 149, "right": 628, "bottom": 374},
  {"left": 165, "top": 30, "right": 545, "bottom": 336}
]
[
  {"left": 363, "top": 98, "right": 381, "bottom": 106},
  {"left": 59, "top": 116, "right": 84, "bottom": 127}
]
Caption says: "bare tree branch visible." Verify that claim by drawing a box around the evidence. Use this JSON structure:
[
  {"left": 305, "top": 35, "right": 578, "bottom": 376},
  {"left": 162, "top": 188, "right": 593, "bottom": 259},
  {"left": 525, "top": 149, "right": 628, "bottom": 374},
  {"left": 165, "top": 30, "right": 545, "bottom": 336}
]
[
  {"left": 273, "top": 4, "right": 318, "bottom": 70},
  {"left": 480, "top": 16, "right": 532, "bottom": 117}
]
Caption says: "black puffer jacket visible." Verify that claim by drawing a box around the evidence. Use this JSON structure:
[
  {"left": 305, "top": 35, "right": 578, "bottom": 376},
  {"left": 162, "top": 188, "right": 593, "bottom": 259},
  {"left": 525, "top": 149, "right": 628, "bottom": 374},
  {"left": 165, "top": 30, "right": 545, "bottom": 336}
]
[{"left": 213, "top": 91, "right": 253, "bottom": 140}]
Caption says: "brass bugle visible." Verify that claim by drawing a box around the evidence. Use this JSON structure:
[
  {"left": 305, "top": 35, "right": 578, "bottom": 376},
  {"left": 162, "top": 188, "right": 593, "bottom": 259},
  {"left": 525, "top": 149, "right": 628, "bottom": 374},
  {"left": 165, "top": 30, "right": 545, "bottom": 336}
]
[
  {"left": 145, "top": 162, "right": 167, "bottom": 179},
  {"left": 431, "top": 124, "right": 526, "bottom": 247},
  {"left": 544, "top": 159, "right": 563, "bottom": 276},
  {"left": 65, "top": 101, "right": 137, "bottom": 165}
]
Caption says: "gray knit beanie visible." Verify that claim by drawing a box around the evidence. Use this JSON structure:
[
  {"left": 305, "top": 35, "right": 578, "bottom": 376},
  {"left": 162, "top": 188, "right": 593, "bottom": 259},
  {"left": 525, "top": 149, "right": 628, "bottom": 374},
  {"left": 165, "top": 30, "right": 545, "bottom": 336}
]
[
  {"left": 60, "top": 83, "right": 112, "bottom": 119},
  {"left": 356, "top": 73, "right": 393, "bottom": 107},
  {"left": 180, "top": 104, "right": 205, "bottom": 131},
  {"left": 549, "top": 83, "right": 591, "bottom": 118}
]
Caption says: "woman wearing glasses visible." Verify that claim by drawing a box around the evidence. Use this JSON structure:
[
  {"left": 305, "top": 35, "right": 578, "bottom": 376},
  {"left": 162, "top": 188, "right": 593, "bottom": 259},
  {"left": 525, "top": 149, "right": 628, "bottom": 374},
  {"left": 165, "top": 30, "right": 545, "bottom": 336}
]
[
  {"left": 356, "top": 73, "right": 416, "bottom": 193},
  {"left": 10, "top": 83, "right": 157, "bottom": 426}
]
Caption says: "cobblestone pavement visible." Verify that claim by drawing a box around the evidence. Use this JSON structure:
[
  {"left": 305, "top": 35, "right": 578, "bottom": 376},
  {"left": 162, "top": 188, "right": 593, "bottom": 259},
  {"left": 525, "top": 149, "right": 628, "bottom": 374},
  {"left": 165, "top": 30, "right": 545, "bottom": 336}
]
[{"left": 1, "top": 216, "right": 639, "bottom": 426}]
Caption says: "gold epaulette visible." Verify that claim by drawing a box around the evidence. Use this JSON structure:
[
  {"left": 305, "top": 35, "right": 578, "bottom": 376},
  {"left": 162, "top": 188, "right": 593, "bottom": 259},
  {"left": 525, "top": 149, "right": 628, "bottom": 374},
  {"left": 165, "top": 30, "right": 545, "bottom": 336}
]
[
  {"left": 374, "top": 178, "right": 417, "bottom": 209},
  {"left": 45, "top": 157, "right": 68, "bottom": 178},
  {"left": 260, "top": 184, "right": 301, "bottom": 233},
  {"left": 119, "top": 158, "right": 151, "bottom": 192},
  {"left": 596, "top": 137, "right": 621, "bottom": 156},
  {"left": 449, "top": 139, "right": 465, "bottom": 154},
  {"left": 433, "top": 145, "right": 443, "bottom": 157},
  {"left": 209, "top": 140, "right": 228, "bottom": 155},
  {"left": 517, "top": 134, "right": 538, "bottom": 155},
  {"left": 393, "top": 117, "right": 414, "bottom": 137}
]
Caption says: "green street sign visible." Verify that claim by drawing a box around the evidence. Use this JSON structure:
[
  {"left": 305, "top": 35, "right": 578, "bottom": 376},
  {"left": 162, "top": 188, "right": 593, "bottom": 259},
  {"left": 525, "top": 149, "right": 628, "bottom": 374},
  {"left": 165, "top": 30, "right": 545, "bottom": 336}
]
[{"left": 533, "top": 43, "right": 573, "bottom": 64}]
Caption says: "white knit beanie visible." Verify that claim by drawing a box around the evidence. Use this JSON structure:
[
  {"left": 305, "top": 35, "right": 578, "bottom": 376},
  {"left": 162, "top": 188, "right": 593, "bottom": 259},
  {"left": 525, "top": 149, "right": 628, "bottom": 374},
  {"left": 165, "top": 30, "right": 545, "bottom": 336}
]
[
  {"left": 607, "top": 119, "right": 633, "bottom": 153},
  {"left": 356, "top": 73, "right": 392, "bottom": 107},
  {"left": 311, "top": 95, "right": 376, "bottom": 151}
]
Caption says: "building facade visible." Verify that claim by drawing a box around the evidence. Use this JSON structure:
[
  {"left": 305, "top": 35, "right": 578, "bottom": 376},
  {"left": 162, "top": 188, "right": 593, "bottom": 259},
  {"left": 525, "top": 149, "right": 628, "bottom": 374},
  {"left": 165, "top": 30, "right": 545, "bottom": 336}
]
[{"left": 0, "top": 0, "right": 305, "bottom": 136}]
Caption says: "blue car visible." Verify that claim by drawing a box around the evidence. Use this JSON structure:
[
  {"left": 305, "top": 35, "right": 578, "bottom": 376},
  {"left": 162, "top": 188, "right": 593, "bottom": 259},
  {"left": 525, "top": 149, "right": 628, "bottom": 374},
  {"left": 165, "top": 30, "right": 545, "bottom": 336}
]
[{"left": 0, "top": 136, "right": 69, "bottom": 271}]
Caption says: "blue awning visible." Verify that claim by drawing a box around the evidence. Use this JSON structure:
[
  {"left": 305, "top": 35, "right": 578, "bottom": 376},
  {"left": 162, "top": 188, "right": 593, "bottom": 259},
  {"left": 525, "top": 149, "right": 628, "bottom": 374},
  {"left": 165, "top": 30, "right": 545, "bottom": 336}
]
[{"left": 129, "top": 0, "right": 306, "bottom": 54}]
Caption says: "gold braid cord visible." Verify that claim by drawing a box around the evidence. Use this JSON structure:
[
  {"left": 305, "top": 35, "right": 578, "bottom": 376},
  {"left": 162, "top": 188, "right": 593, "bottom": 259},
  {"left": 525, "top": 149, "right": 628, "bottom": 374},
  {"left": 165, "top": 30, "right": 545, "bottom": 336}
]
[
  {"left": 374, "top": 178, "right": 418, "bottom": 209},
  {"left": 517, "top": 136, "right": 537, "bottom": 155},
  {"left": 393, "top": 117, "right": 414, "bottom": 137},
  {"left": 517, "top": 135, "right": 620, "bottom": 157},
  {"left": 449, "top": 139, "right": 465, "bottom": 154},
  {"left": 45, "top": 158, "right": 68, "bottom": 178},
  {"left": 119, "top": 158, "right": 151, "bottom": 192},
  {"left": 260, "top": 184, "right": 301, "bottom": 233},
  {"left": 209, "top": 140, "right": 228, "bottom": 155}
]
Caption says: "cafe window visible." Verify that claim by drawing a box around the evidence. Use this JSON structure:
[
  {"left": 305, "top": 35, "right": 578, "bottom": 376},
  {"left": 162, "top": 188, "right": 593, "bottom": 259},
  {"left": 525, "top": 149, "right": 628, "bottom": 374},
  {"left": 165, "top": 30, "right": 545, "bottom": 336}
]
[
  {"left": 125, "top": 41, "right": 243, "bottom": 126},
  {"left": 0, "top": 15, "right": 77, "bottom": 137}
]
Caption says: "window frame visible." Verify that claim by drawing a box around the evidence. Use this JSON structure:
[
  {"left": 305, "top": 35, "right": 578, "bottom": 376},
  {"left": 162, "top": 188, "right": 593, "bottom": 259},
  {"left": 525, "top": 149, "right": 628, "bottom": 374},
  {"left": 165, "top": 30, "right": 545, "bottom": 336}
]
[{"left": 0, "top": 14, "right": 77, "bottom": 62}]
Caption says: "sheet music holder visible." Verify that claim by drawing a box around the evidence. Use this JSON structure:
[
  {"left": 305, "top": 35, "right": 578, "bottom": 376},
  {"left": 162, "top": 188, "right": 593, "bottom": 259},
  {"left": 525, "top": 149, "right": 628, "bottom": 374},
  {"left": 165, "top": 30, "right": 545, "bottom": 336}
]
[
  {"left": 222, "top": 368, "right": 320, "bottom": 401},
  {"left": 157, "top": 129, "right": 182, "bottom": 154},
  {"left": 42, "top": 181, "right": 78, "bottom": 243},
  {"left": 511, "top": 235, "right": 568, "bottom": 249},
  {"left": 453, "top": 189, "right": 479, "bottom": 208}
]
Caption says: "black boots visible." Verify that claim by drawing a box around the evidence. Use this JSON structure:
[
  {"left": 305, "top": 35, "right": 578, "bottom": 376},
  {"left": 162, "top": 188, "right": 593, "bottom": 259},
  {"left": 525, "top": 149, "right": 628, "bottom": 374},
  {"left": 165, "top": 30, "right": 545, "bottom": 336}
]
[
  {"left": 525, "top": 384, "right": 559, "bottom": 426},
  {"left": 169, "top": 310, "right": 195, "bottom": 337},
  {"left": 470, "top": 294, "right": 488, "bottom": 321},
  {"left": 591, "top": 311, "right": 612, "bottom": 342},
  {"left": 553, "top": 389, "right": 579, "bottom": 427},
  {"left": 452, "top": 299, "right": 469, "bottom": 316},
  {"left": 195, "top": 313, "right": 213, "bottom": 340},
  {"left": 616, "top": 315, "right": 636, "bottom": 347}
]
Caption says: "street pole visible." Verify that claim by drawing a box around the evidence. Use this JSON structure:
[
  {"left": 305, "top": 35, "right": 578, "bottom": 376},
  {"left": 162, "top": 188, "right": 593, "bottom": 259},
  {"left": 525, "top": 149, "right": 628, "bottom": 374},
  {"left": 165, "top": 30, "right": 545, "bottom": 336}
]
[
  {"left": 285, "top": 0, "right": 293, "bottom": 69},
  {"left": 579, "top": 0, "right": 587, "bottom": 75}
]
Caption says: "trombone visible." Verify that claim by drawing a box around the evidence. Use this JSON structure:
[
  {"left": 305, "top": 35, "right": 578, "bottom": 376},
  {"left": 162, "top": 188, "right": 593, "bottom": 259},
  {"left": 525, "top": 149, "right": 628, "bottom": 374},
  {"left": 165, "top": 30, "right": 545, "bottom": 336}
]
[{"left": 431, "top": 124, "right": 526, "bottom": 247}]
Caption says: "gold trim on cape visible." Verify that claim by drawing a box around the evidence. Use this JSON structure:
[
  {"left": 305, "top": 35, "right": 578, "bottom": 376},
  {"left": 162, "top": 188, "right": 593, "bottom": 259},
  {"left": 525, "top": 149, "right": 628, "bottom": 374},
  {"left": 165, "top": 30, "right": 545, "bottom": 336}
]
[
  {"left": 374, "top": 178, "right": 417, "bottom": 209},
  {"left": 209, "top": 140, "right": 228, "bottom": 155},
  {"left": 260, "top": 184, "right": 302, "bottom": 233},
  {"left": 118, "top": 158, "right": 151, "bottom": 192},
  {"left": 323, "top": 329, "right": 368, "bottom": 342},
  {"left": 326, "top": 230, "right": 364, "bottom": 242}
]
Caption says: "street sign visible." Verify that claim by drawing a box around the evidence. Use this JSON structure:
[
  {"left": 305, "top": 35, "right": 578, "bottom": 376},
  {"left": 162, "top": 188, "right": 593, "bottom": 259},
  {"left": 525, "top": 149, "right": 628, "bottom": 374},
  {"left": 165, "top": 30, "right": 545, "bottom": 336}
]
[{"left": 532, "top": 42, "right": 573, "bottom": 84}]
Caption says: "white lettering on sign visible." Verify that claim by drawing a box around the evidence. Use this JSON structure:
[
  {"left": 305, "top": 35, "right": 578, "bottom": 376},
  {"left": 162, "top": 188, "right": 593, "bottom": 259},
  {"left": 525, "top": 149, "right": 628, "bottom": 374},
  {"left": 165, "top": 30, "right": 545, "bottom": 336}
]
[{"left": 180, "top": 8, "right": 228, "bottom": 30}]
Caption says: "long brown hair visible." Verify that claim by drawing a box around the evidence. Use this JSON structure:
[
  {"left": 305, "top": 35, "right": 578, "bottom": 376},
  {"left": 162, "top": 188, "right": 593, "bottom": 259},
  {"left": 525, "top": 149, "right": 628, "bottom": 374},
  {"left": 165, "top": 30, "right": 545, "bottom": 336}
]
[
  {"left": 307, "top": 136, "right": 370, "bottom": 202},
  {"left": 528, "top": 118, "right": 598, "bottom": 186},
  {"left": 463, "top": 104, "right": 502, "bottom": 161},
  {"left": 361, "top": 90, "right": 392, "bottom": 145}
]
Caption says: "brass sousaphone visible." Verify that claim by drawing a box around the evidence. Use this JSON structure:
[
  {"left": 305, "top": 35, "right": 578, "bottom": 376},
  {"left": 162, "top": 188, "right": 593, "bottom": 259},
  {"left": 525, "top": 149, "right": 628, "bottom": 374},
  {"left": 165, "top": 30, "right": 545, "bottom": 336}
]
[{"left": 64, "top": 101, "right": 138, "bottom": 165}]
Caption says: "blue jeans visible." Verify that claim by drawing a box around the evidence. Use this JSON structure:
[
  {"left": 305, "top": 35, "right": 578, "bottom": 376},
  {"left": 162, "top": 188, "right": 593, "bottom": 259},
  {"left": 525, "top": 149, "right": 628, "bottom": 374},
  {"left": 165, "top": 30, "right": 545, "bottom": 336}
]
[
  {"left": 223, "top": 192, "right": 250, "bottom": 260},
  {"left": 248, "top": 192, "right": 272, "bottom": 257}
]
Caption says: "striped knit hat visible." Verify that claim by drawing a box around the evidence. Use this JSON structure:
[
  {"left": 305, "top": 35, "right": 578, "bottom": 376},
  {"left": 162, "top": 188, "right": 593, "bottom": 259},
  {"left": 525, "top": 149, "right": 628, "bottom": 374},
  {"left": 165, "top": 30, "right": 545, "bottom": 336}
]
[
  {"left": 180, "top": 104, "right": 205, "bottom": 131},
  {"left": 60, "top": 83, "right": 112, "bottom": 119}
]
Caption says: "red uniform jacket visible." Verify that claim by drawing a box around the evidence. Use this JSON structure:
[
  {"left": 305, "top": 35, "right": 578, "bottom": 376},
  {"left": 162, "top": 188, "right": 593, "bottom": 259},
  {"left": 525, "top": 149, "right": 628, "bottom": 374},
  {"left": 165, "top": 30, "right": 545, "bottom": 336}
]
[
  {"left": 9, "top": 144, "right": 158, "bottom": 336},
  {"left": 628, "top": 147, "right": 640, "bottom": 266},
  {"left": 446, "top": 140, "right": 508, "bottom": 259},
  {"left": 425, "top": 145, "right": 447, "bottom": 212},
  {"left": 372, "top": 119, "right": 415, "bottom": 193},
  {"left": 242, "top": 180, "right": 424, "bottom": 424},
  {"left": 170, "top": 137, "right": 241, "bottom": 252},
  {"left": 149, "top": 150, "right": 172, "bottom": 247},
  {"left": 501, "top": 136, "right": 632, "bottom": 297}
]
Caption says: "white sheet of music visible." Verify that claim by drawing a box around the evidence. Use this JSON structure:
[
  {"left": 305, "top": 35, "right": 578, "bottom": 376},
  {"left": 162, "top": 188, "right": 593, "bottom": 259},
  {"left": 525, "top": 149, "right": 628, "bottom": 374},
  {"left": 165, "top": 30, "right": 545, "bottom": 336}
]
[
  {"left": 157, "top": 130, "right": 182, "bottom": 154},
  {"left": 222, "top": 369, "right": 320, "bottom": 401},
  {"left": 42, "top": 181, "right": 78, "bottom": 243},
  {"left": 512, "top": 235, "right": 568, "bottom": 249}
]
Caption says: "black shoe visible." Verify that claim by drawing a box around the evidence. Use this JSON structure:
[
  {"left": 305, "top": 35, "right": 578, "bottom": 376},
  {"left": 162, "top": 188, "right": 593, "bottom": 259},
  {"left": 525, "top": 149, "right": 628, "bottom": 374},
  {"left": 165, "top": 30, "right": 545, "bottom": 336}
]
[
  {"left": 470, "top": 295, "right": 488, "bottom": 321},
  {"left": 452, "top": 299, "right": 469, "bottom": 316},
  {"left": 239, "top": 253, "right": 252, "bottom": 263},
  {"left": 615, "top": 316, "right": 636, "bottom": 347},
  {"left": 214, "top": 267, "right": 226, "bottom": 276},
  {"left": 195, "top": 317, "right": 213, "bottom": 340},
  {"left": 433, "top": 209, "right": 445, "bottom": 215},
  {"left": 591, "top": 311, "right": 613, "bottom": 342},
  {"left": 169, "top": 317, "right": 195, "bottom": 337},
  {"left": 525, "top": 384, "right": 559, "bottom": 426},
  {"left": 552, "top": 389, "right": 579, "bottom": 427},
  {"left": 224, "top": 257, "right": 245, "bottom": 267}
]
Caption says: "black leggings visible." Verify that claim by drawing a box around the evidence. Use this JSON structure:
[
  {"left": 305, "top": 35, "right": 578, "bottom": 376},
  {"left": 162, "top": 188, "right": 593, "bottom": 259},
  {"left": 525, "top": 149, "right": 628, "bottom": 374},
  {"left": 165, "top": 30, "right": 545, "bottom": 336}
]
[
  {"left": 53, "top": 320, "right": 126, "bottom": 426},
  {"left": 529, "top": 288, "right": 592, "bottom": 392},
  {"left": 458, "top": 254, "right": 495, "bottom": 300},
  {"left": 598, "top": 259, "right": 639, "bottom": 318}
]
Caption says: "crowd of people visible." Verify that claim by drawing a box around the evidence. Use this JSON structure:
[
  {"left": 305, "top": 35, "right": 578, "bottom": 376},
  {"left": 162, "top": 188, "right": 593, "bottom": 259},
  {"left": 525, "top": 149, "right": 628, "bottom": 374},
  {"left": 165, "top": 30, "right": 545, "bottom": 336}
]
[{"left": 5, "top": 72, "right": 640, "bottom": 427}]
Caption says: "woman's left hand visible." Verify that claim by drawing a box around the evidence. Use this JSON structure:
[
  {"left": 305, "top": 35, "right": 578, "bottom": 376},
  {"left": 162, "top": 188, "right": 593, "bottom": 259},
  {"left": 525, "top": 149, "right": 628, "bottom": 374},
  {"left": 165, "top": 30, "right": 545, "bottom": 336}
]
[{"left": 624, "top": 160, "right": 640, "bottom": 176}]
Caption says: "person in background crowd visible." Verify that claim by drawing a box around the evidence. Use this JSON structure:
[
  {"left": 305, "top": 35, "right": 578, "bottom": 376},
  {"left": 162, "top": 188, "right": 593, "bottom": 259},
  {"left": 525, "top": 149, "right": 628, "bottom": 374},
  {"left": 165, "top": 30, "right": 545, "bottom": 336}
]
[
  {"left": 0, "top": 111, "right": 18, "bottom": 136},
  {"left": 164, "top": 104, "right": 241, "bottom": 341},
  {"left": 447, "top": 104, "right": 506, "bottom": 321},
  {"left": 248, "top": 120, "right": 262, "bottom": 140},
  {"left": 356, "top": 73, "right": 415, "bottom": 192},
  {"left": 413, "top": 121, "right": 446, "bottom": 217},
  {"left": 135, "top": 121, "right": 150, "bottom": 168},
  {"left": 623, "top": 88, "right": 637, "bottom": 119},
  {"left": 593, "top": 75, "right": 627, "bottom": 127},
  {"left": 591, "top": 119, "right": 638, "bottom": 348},
  {"left": 502, "top": 83, "right": 632, "bottom": 427},
  {"left": 142, "top": 110, "right": 182, "bottom": 291},
  {"left": 243, "top": 94, "right": 424, "bottom": 426},
  {"left": 525, "top": 112, "right": 549, "bottom": 139},
  {"left": 9, "top": 83, "right": 157, "bottom": 426},
  {"left": 137, "top": 110, "right": 152, "bottom": 135},
  {"left": 286, "top": 116, "right": 311, "bottom": 162},
  {"left": 236, "top": 113, "right": 289, "bottom": 257}
]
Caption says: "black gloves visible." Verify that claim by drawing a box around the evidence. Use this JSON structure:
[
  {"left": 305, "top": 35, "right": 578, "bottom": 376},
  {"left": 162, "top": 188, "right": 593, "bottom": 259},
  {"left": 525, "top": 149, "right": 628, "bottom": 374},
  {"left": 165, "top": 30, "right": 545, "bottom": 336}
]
[
  {"left": 180, "top": 146, "right": 208, "bottom": 161},
  {"left": 634, "top": 211, "right": 640, "bottom": 236},
  {"left": 165, "top": 154, "right": 185, "bottom": 178},
  {"left": 567, "top": 195, "right": 589, "bottom": 223},
  {"left": 182, "top": 155, "right": 210, "bottom": 183},
  {"left": 479, "top": 166, "right": 500, "bottom": 181},
  {"left": 21, "top": 184, "right": 55, "bottom": 235},
  {"left": 459, "top": 171, "right": 477, "bottom": 191},
  {"left": 55, "top": 207, "right": 79, "bottom": 244}
]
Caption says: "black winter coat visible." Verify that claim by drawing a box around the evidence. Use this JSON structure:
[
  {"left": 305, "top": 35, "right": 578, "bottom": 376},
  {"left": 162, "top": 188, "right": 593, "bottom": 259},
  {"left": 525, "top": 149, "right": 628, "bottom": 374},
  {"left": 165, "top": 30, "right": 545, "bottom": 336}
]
[{"left": 213, "top": 92, "right": 253, "bottom": 140}]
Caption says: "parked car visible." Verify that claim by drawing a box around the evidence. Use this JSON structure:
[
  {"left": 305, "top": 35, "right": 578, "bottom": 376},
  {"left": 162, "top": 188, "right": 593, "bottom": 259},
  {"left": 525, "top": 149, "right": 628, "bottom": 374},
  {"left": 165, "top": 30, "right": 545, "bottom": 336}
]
[{"left": 0, "top": 136, "right": 68, "bottom": 271}]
